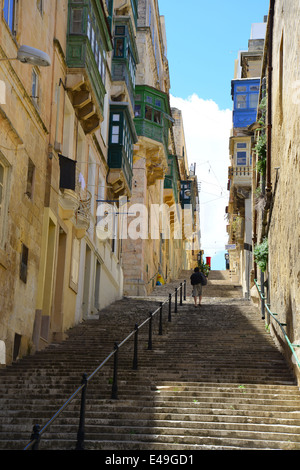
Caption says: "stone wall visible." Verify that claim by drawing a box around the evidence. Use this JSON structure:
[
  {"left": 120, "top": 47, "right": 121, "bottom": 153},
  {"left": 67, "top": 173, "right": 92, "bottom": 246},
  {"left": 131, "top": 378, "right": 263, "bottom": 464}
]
[{"left": 264, "top": 0, "right": 300, "bottom": 378}]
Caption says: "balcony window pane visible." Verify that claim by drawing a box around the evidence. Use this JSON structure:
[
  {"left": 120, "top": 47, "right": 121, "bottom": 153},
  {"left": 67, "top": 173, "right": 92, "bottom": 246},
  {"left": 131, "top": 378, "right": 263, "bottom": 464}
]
[
  {"left": 134, "top": 105, "right": 141, "bottom": 117},
  {"left": 115, "top": 25, "right": 125, "bottom": 36},
  {"left": 111, "top": 126, "right": 119, "bottom": 144},
  {"left": 237, "top": 143, "right": 247, "bottom": 149},
  {"left": 115, "top": 38, "right": 124, "bottom": 57},
  {"left": 237, "top": 151, "right": 247, "bottom": 165},
  {"left": 154, "top": 110, "right": 161, "bottom": 124},
  {"left": 249, "top": 93, "right": 259, "bottom": 109},
  {"left": 236, "top": 95, "right": 247, "bottom": 109},
  {"left": 145, "top": 105, "right": 152, "bottom": 120},
  {"left": 236, "top": 86, "right": 246, "bottom": 92},
  {"left": 71, "top": 9, "right": 83, "bottom": 33}
]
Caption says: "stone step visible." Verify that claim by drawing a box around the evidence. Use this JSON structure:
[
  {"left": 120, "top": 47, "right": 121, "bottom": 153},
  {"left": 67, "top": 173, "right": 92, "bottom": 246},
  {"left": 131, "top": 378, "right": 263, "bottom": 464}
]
[{"left": 0, "top": 270, "right": 299, "bottom": 450}]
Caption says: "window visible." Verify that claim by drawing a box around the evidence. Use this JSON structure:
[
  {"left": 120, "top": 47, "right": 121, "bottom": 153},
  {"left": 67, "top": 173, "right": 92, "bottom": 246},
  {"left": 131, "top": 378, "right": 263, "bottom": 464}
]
[
  {"left": 26, "top": 158, "right": 35, "bottom": 199},
  {"left": 249, "top": 93, "right": 259, "bottom": 109},
  {"left": 110, "top": 113, "right": 121, "bottom": 144},
  {"left": 154, "top": 110, "right": 161, "bottom": 124},
  {"left": 145, "top": 105, "right": 152, "bottom": 120},
  {"left": 86, "top": 13, "right": 106, "bottom": 85},
  {"left": 236, "top": 95, "right": 247, "bottom": 109},
  {"left": 20, "top": 244, "right": 29, "bottom": 283},
  {"left": 3, "top": 0, "right": 16, "bottom": 33},
  {"left": 115, "top": 38, "right": 124, "bottom": 57},
  {"left": 134, "top": 104, "right": 141, "bottom": 117},
  {"left": 236, "top": 152, "right": 247, "bottom": 166},
  {"left": 71, "top": 8, "right": 83, "bottom": 34},
  {"left": 115, "top": 25, "right": 125, "bottom": 36}
]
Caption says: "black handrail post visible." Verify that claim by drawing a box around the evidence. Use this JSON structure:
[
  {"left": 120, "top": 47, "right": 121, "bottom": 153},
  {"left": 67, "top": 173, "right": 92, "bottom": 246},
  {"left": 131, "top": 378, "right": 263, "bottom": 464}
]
[
  {"left": 175, "top": 288, "right": 178, "bottom": 313},
  {"left": 133, "top": 323, "right": 139, "bottom": 370},
  {"left": 76, "top": 373, "right": 88, "bottom": 450},
  {"left": 184, "top": 280, "right": 186, "bottom": 301},
  {"left": 148, "top": 312, "right": 153, "bottom": 350},
  {"left": 168, "top": 293, "right": 172, "bottom": 322},
  {"left": 180, "top": 283, "right": 183, "bottom": 306},
  {"left": 30, "top": 424, "right": 41, "bottom": 450},
  {"left": 111, "top": 343, "right": 119, "bottom": 399},
  {"left": 159, "top": 302, "right": 163, "bottom": 335}
]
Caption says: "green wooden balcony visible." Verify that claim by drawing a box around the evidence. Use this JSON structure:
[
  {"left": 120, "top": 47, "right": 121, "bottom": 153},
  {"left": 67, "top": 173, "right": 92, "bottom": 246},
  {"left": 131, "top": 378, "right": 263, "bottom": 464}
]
[
  {"left": 66, "top": 0, "right": 113, "bottom": 116},
  {"left": 134, "top": 85, "right": 171, "bottom": 156},
  {"left": 164, "top": 155, "right": 180, "bottom": 204},
  {"left": 107, "top": 104, "right": 138, "bottom": 195}
]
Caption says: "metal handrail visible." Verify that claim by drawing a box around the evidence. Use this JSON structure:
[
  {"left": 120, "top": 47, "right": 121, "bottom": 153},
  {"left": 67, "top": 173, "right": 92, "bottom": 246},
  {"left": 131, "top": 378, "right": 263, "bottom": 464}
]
[
  {"left": 23, "top": 280, "right": 187, "bottom": 450},
  {"left": 254, "top": 279, "right": 300, "bottom": 371}
]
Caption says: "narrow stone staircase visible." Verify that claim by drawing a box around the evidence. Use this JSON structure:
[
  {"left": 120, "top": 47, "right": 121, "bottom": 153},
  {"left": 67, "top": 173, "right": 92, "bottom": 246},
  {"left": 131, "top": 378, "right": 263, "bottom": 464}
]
[{"left": 0, "top": 270, "right": 300, "bottom": 450}]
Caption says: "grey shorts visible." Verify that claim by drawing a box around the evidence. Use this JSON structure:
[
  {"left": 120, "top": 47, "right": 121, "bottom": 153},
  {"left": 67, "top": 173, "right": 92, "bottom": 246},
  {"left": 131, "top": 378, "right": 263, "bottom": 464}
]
[{"left": 192, "top": 284, "right": 202, "bottom": 297}]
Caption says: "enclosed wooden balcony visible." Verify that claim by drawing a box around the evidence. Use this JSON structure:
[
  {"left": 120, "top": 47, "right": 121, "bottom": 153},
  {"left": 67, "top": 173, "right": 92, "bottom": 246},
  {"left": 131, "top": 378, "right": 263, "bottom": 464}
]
[{"left": 66, "top": 0, "right": 113, "bottom": 133}]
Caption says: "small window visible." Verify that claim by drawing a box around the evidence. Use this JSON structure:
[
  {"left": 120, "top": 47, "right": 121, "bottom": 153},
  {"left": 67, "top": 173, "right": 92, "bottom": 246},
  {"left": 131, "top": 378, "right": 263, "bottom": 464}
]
[
  {"left": 155, "top": 99, "right": 161, "bottom": 107},
  {"left": 3, "top": 0, "right": 16, "bottom": 33},
  {"left": 236, "top": 151, "right": 247, "bottom": 166},
  {"left": 134, "top": 105, "right": 141, "bottom": 117},
  {"left": 114, "top": 38, "right": 124, "bottom": 57},
  {"left": 146, "top": 96, "right": 153, "bottom": 104},
  {"left": 154, "top": 110, "right": 161, "bottom": 124},
  {"left": 111, "top": 126, "right": 120, "bottom": 144},
  {"left": 20, "top": 244, "right": 29, "bottom": 283},
  {"left": 115, "top": 25, "right": 125, "bottom": 36},
  {"left": 135, "top": 94, "right": 141, "bottom": 101},
  {"left": 145, "top": 105, "right": 152, "bottom": 120},
  {"left": 26, "top": 158, "right": 35, "bottom": 199},
  {"left": 250, "top": 85, "right": 259, "bottom": 92},
  {"left": 71, "top": 8, "right": 83, "bottom": 33},
  {"left": 237, "top": 143, "right": 247, "bottom": 149},
  {"left": 249, "top": 93, "right": 259, "bottom": 109},
  {"left": 236, "top": 95, "right": 246, "bottom": 109},
  {"left": 236, "top": 86, "right": 247, "bottom": 92}
]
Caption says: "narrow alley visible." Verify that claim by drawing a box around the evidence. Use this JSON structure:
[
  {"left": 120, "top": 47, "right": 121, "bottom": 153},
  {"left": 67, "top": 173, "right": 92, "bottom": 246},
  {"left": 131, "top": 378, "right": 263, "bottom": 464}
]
[{"left": 0, "top": 270, "right": 300, "bottom": 451}]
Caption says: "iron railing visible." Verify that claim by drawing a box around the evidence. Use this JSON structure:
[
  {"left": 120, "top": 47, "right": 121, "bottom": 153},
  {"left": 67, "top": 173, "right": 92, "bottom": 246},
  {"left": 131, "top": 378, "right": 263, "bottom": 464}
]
[
  {"left": 23, "top": 280, "right": 187, "bottom": 450},
  {"left": 254, "top": 279, "right": 300, "bottom": 371}
]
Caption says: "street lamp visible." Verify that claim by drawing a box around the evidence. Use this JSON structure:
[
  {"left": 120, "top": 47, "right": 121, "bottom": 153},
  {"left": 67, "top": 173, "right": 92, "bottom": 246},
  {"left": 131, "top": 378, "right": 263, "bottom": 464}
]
[{"left": 0, "top": 45, "right": 51, "bottom": 67}]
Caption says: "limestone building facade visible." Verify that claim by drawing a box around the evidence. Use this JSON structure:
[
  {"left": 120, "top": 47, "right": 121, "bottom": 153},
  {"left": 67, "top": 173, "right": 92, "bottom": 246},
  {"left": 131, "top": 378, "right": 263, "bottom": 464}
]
[
  {"left": 251, "top": 0, "right": 300, "bottom": 381},
  {"left": 0, "top": 0, "right": 199, "bottom": 365},
  {"left": 226, "top": 19, "right": 266, "bottom": 297}
]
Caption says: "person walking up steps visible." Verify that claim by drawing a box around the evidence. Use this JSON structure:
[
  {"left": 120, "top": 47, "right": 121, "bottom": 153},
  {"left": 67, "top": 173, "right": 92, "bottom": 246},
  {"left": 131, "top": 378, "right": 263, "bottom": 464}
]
[{"left": 190, "top": 266, "right": 207, "bottom": 308}]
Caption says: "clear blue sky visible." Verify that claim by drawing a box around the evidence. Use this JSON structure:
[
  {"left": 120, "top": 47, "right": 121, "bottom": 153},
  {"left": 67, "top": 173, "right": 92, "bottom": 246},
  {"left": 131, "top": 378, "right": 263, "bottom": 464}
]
[{"left": 158, "top": 0, "right": 270, "bottom": 110}]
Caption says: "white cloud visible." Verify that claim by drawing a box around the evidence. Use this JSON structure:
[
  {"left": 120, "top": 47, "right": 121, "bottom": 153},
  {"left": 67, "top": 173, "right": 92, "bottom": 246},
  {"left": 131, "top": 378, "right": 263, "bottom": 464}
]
[{"left": 170, "top": 94, "right": 232, "bottom": 265}]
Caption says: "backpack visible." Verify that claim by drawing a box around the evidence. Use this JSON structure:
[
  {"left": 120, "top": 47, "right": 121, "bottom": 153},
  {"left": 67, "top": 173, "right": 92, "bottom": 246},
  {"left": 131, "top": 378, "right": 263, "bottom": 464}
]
[
  {"left": 191, "top": 271, "right": 207, "bottom": 286},
  {"left": 199, "top": 272, "right": 207, "bottom": 286}
]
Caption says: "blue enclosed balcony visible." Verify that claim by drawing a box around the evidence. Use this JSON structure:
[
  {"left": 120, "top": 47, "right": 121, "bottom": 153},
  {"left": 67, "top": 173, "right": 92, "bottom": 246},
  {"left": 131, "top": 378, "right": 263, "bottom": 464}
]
[{"left": 231, "top": 78, "right": 260, "bottom": 129}]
